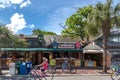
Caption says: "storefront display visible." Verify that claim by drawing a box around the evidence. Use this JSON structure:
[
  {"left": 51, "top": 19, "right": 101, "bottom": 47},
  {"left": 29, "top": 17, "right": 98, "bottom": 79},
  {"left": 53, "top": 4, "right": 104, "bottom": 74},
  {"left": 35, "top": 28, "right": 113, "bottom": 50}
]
[
  {"left": 1, "top": 52, "right": 32, "bottom": 69},
  {"left": 74, "top": 59, "right": 81, "bottom": 67},
  {"left": 84, "top": 61, "right": 96, "bottom": 67},
  {"left": 83, "top": 53, "right": 102, "bottom": 67}
]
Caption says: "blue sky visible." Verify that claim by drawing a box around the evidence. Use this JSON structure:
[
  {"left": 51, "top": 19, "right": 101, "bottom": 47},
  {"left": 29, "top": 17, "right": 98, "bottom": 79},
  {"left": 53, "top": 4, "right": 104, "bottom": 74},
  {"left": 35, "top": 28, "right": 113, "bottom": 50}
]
[{"left": 0, "top": 0, "right": 119, "bottom": 35}]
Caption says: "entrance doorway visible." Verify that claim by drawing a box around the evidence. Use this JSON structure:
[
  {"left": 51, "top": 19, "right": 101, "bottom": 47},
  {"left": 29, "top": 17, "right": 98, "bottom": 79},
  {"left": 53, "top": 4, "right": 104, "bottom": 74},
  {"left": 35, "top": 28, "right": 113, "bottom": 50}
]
[{"left": 84, "top": 53, "right": 103, "bottom": 67}]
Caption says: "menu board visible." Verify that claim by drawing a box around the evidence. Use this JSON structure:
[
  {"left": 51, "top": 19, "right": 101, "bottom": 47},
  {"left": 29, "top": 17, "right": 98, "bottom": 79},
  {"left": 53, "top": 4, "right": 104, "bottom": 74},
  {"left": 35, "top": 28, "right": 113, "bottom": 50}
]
[{"left": 75, "top": 59, "right": 81, "bottom": 67}]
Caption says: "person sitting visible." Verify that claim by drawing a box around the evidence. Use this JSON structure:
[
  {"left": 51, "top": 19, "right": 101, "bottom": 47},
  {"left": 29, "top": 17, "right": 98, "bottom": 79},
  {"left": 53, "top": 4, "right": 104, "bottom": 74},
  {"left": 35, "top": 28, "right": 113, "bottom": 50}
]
[
  {"left": 32, "top": 57, "right": 48, "bottom": 77},
  {"left": 38, "top": 57, "right": 48, "bottom": 72}
]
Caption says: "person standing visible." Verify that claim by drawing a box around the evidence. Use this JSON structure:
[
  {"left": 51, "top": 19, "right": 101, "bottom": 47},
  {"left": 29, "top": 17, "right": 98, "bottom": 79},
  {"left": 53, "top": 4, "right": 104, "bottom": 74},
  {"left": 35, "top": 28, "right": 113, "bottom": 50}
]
[{"left": 62, "top": 59, "right": 69, "bottom": 72}]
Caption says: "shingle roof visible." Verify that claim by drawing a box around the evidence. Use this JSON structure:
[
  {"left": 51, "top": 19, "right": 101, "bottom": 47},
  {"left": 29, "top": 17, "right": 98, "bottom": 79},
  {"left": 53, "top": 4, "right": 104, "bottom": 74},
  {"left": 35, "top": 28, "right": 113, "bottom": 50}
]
[
  {"left": 24, "top": 35, "right": 81, "bottom": 43},
  {"left": 83, "top": 42, "right": 103, "bottom": 50}
]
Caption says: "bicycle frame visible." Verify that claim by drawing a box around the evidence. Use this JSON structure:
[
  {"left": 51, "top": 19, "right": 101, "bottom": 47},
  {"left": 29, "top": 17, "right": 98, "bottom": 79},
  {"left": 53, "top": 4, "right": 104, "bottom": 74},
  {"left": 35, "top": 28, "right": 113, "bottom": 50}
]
[{"left": 111, "top": 68, "right": 120, "bottom": 80}]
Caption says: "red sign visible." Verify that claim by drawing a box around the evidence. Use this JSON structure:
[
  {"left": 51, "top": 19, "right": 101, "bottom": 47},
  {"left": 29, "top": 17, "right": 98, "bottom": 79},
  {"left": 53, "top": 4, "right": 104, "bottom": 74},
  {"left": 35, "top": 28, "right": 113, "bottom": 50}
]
[{"left": 75, "top": 42, "right": 81, "bottom": 49}]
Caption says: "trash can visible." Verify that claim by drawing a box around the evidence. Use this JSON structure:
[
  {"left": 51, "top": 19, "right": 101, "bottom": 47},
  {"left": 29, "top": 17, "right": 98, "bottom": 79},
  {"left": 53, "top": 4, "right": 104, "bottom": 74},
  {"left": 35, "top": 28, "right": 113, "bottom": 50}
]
[
  {"left": 26, "top": 62, "right": 32, "bottom": 74},
  {"left": 19, "top": 62, "right": 27, "bottom": 75},
  {"left": 15, "top": 61, "right": 21, "bottom": 75},
  {"left": 9, "top": 62, "right": 15, "bottom": 75}
]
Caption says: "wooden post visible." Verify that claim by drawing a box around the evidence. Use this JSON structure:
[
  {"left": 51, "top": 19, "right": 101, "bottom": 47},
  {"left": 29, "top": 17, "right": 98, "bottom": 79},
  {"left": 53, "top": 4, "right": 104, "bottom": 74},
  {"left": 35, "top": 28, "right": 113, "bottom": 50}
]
[
  {"left": 0, "top": 51, "right": 3, "bottom": 75},
  {"left": 38, "top": 52, "right": 42, "bottom": 64}
]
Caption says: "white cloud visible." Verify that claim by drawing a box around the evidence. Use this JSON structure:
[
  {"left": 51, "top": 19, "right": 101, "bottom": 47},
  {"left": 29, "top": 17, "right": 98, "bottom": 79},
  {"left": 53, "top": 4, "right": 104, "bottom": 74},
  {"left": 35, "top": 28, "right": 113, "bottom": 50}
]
[
  {"left": 44, "top": 7, "right": 76, "bottom": 35},
  {"left": 10, "top": 0, "right": 23, "bottom": 4},
  {"left": 6, "top": 13, "right": 26, "bottom": 33},
  {"left": 29, "top": 24, "right": 35, "bottom": 28},
  {"left": 20, "top": 0, "right": 31, "bottom": 8},
  {"left": 6, "top": 13, "right": 35, "bottom": 34},
  {"left": 0, "top": 0, "right": 31, "bottom": 9}
]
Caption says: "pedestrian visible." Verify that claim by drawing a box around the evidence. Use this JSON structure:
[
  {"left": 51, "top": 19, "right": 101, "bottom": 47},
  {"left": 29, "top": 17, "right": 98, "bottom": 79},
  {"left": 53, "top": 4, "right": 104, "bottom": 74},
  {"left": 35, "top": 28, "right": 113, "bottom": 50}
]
[
  {"left": 62, "top": 59, "right": 69, "bottom": 72},
  {"left": 49, "top": 57, "right": 56, "bottom": 73}
]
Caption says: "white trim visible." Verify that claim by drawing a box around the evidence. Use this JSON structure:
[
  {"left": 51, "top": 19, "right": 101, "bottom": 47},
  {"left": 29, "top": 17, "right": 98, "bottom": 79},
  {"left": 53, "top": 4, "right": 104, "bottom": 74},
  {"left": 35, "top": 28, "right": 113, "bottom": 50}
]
[{"left": 83, "top": 50, "right": 104, "bottom": 53}]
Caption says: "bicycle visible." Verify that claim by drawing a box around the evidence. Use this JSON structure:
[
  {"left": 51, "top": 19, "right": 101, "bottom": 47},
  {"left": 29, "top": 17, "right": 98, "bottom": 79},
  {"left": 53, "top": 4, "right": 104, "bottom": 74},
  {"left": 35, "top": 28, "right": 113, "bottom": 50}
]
[
  {"left": 111, "top": 68, "right": 120, "bottom": 80},
  {"left": 28, "top": 65, "right": 54, "bottom": 80}
]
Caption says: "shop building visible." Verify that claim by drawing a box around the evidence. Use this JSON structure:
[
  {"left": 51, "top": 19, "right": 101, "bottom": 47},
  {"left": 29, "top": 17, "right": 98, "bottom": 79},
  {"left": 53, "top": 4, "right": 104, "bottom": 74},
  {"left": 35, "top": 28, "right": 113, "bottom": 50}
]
[
  {"left": 1, "top": 30, "right": 120, "bottom": 69},
  {"left": 0, "top": 35, "right": 83, "bottom": 69}
]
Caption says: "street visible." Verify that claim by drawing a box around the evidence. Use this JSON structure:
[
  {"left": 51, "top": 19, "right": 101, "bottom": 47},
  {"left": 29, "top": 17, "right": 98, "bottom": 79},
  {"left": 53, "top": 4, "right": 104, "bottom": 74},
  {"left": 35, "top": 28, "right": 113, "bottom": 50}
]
[
  {"left": 49, "top": 76, "right": 112, "bottom": 80},
  {"left": 0, "top": 75, "right": 115, "bottom": 80}
]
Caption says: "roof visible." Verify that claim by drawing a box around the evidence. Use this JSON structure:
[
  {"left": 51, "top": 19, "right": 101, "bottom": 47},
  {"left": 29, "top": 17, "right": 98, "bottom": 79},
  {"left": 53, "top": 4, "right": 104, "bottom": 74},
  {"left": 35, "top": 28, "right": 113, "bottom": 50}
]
[
  {"left": 24, "top": 35, "right": 81, "bottom": 43},
  {"left": 83, "top": 42, "right": 103, "bottom": 50},
  {"left": 1, "top": 48, "right": 82, "bottom": 52}
]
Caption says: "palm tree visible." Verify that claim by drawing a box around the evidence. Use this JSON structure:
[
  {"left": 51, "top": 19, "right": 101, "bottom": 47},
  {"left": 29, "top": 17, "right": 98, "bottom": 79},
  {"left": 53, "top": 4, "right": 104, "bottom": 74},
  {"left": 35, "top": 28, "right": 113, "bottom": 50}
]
[{"left": 87, "top": 0, "right": 120, "bottom": 72}]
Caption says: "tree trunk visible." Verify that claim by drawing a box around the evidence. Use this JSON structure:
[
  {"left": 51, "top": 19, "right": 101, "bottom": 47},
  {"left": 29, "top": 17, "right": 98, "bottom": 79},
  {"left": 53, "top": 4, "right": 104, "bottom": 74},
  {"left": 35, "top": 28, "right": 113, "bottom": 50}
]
[
  {"left": 102, "top": 23, "right": 110, "bottom": 73},
  {"left": 102, "top": 46, "right": 107, "bottom": 73}
]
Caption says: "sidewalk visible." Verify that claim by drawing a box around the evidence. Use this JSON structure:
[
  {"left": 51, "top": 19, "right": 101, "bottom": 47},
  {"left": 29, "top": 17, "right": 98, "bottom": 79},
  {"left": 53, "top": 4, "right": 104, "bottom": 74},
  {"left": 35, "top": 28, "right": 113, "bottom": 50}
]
[{"left": 1, "top": 69, "right": 112, "bottom": 76}]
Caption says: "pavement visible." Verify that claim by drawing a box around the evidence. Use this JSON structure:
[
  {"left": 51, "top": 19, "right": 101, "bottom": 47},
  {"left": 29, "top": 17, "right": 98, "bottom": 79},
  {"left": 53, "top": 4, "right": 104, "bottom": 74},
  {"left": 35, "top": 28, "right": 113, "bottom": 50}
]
[{"left": 1, "top": 68, "right": 112, "bottom": 76}]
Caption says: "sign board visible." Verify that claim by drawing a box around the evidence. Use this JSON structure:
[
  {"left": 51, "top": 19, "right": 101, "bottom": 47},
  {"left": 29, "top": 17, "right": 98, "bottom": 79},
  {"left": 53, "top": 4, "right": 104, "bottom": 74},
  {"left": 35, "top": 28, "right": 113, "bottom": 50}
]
[
  {"left": 37, "top": 34, "right": 44, "bottom": 42},
  {"left": 75, "top": 41, "right": 81, "bottom": 49},
  {"left": 52, "top": 41, "right": 58, "bottom": 48},
  {"left": 75, "top": 59, "right": 81, "bottom": 66},
  {"left": 58, "top": 43, "right": 75, "bottom": 49}
]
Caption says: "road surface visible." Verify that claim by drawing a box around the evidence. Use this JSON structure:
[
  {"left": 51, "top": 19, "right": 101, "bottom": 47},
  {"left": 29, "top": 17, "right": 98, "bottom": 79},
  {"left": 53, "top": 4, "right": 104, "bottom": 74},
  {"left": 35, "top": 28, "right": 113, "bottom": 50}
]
[{"left": 0, "top": 75, "right": 117, "bottom": 80}]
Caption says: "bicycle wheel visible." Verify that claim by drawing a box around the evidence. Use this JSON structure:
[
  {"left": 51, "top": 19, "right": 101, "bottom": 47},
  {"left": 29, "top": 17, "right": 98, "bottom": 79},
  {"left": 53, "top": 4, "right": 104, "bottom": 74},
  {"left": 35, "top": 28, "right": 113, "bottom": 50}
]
[
  {"left": 43, "top": 70, "right": 54, "bottom": 80},
  {"left": 111, "top": 72, "right": 120, "bottom": 80}
]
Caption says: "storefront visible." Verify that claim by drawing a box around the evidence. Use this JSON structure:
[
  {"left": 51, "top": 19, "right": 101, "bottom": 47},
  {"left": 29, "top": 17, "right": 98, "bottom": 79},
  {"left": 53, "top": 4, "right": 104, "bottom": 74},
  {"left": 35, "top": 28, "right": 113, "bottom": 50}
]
[
  {"left": 0, "top": 47, "right": 82, "bottom": 69},
  {"left": 83, "top": 42, "right": 104, "bottom": 67}
]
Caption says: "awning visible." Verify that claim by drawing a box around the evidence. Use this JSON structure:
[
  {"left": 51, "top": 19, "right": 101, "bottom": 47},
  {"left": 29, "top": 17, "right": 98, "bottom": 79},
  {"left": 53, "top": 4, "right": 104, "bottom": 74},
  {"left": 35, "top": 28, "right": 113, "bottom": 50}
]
[{"left": 0, "top": 48, "right": 82, "bottom": 52}]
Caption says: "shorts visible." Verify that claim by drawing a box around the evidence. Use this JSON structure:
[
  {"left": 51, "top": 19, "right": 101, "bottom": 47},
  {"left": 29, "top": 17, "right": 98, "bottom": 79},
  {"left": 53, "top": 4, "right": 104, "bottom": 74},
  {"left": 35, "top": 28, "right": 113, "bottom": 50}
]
[{"left": 41, "top": 68, "right": 45, "bottom": 72}]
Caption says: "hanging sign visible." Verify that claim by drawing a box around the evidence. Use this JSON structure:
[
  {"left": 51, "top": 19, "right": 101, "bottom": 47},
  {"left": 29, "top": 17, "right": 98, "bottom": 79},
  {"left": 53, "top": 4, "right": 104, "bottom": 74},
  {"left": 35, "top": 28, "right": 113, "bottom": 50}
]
[
  {"left": 58, "top": 43, "right": 75, "bottom": 49},
  {"left": 52, "top": 41, "right": 58, "bottom": 48},
  {"left": 37, "top": 34, "right": 44, "bottom": 42},
  {"left": 75, "top": 41, "right": 81, "bottom": 49}
]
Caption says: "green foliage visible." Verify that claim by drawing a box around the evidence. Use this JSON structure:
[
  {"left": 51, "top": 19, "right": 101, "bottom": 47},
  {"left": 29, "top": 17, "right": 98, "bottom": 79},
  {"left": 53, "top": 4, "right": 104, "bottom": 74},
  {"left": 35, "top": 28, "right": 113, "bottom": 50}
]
[
  {"left": 0, "top": 24, "right": 28, "bottom": 48},
  {"left": 61, "top": 5, "right": 96, "bottom": 41},
  {"left": 32, "top": 29, "right": 57, "bottom": 35}
]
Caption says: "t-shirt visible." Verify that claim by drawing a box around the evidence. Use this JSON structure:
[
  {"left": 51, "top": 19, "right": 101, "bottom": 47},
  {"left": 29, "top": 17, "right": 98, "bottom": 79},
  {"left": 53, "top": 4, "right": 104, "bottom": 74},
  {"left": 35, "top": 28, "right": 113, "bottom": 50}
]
[
  {"left": 42, "top": 61, "right": 48, "bottom": 70},
  {"left": 50, "top": 59, "right": 56, "bottom": 66}
]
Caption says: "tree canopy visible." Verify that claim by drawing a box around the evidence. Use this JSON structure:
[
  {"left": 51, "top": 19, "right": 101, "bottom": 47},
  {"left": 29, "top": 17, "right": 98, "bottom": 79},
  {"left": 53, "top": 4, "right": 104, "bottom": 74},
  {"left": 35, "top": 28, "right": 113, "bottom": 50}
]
[
  {"left": 61, "top": 5, "right": 97, "bottom": 41},
  {"left": 32, "top": 29, "right": 57, "bottom": 35}
]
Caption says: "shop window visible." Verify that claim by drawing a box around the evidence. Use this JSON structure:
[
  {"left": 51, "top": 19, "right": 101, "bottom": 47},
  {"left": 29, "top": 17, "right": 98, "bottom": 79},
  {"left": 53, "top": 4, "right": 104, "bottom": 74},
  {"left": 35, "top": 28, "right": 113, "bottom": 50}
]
[{"left": 70, "top": 52, "right": 79, "bottom": 58}]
